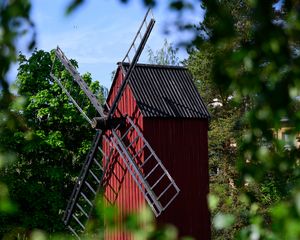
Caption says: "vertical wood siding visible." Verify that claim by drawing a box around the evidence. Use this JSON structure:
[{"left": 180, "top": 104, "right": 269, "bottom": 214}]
[
  {"left": 103, "top": 67, "right": 145, "bottom": 240},
  {"left": 103, "top": 66, "right": 210, "bottom": 239},
  {"left": 144, "top": 118, "right": 210, "bottom": 240}
]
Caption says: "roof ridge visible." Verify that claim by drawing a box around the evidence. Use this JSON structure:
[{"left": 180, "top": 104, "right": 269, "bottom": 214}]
[{"left": 118, "top": 62, "right": 187, "bottom": 70}]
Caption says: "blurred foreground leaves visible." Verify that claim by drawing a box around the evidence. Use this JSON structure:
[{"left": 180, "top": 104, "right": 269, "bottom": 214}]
[
  {"left": 196, "top": 0, "right": 300, "bottom": 239},
  {"left": 3, "top": 0, "right": 300, "bottom": 239}
]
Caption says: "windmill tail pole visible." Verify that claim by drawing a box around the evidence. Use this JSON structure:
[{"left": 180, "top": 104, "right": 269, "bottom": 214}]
[{"left": 107, "top": 18, "right": 155, "bottom": 117}]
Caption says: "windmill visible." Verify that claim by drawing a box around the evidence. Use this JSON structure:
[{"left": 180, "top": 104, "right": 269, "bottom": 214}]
[{"left": 50, "top": 9, "right": 181, "bottom": 239}]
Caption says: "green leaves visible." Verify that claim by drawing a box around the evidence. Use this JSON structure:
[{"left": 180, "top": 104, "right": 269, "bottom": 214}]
[
  {"left": 208, "top": 194, "right": 219, "bottom": 211},
  {"left": 45, "top": 131, "right": 64, "bottom": 148},
  {"left": 0, "top": 8, "right": 35, "bottom": 224},
  {"left": 148, "top": 39, "right": 180, "bottom": 66},
  {"left": 169, "top": 1, "right": 193, "bottom": 11},
  {"left": 213, "top": 213, "right": 235, "bottom": 230},
  {"left": 0, "top": 49, "right": 106, "bottom": 236},
  {"left": 0, "top": 183, "right": 16, "bottom": 213},
  {"left": 66, "top": 0, "right": 84, "bottom": 15},
  {"left": 0, "top": 0, "right": 35, "bottom": 93},
  {"left": 194, "top": 0, "right": 300, "bottom": 239}
]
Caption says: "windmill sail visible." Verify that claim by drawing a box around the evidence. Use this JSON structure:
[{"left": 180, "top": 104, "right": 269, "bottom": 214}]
[
  {"left": 50, "top": 73, "right": 93, "bottom": 124},
  {"left": 105, "top": 8, "right": 180, "bottom": 216},
  {"left": 49, "top": 8, "right": 180, "bottom": 239},
  {"left": 50, "top": 47, "right": 105, "bottom": 124},
  {"left": 54, "top": 46, "right": 105, "bottom": 117},
  {"left": 63, "top": 131, "right": 115, "bottom": 239},
  {"left": 108, "top": 116, "right": 180, "bottom": 216},
  {"left": 108, "top": 8, "right": 155, "bottom": 117}
]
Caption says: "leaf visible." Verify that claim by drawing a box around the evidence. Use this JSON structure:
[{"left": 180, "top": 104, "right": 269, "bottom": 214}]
[
  {"left": 30, "top": 230, "right": 47, "bottom": 240},
  {"left": 170, "top": 1, "right": 184, "bottom": 10},
  {"left": 213, "top": 213, "right": 235, "bottom": 230},
  {"left": 66, "top": 0, "right": 84, "bottom": 15},
  {"left": 208, "top": 193, "right": 219, "bottom": 211}
]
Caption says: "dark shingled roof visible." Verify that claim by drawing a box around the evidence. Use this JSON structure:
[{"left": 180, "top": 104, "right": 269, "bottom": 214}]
[{"left": 121, "top": 63, "right": 210, "bottom": 119}]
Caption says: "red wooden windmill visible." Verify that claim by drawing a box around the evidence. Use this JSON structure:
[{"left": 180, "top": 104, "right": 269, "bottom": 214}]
[{"left": 50, "top": 9, "right": 210, "bottom": 240}]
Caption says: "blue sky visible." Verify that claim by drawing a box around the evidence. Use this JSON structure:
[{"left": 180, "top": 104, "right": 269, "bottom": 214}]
[{"left": 10, "top": 1, "right": 204, "bottom": 89}]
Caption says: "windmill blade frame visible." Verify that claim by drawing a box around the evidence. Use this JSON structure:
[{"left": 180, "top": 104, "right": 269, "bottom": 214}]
[
  {"left": 107, "top": 9, "right": 155, "bottom": 117},
  {"left": 62, "top": 130, "right": 102, "bottom": 227},
  {"left": 109, "top": 116, "right": 180, "bottom": 216},
  {"left": 63, "top": 131, "right": 116, "bottom": 239},
  {"left": 103, "top": 8, "right": 180, "bottom": 216},
  {"left": 49, "top": 8, "right": 181, "bottom": 239},
  {"left": 51, "top": 46, "right": 106, "bottom": 121},
  {"left": 50, "top": 73, "right": 92, "bottom": 124}
]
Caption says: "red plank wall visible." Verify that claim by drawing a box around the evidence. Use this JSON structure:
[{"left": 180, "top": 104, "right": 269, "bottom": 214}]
[
  {"left": 103, "top": 66, "right": 210, "bottom": 239},
  {"left": 143, "top": 118, "right": 210, "bottom": 240},
  {"left": 103, "top": 67, "right": 146, "bottom": 240}
]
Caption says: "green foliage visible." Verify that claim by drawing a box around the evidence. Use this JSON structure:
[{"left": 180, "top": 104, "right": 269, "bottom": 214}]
[
  {"left": 0, "top": 1, "right": 192, "bottom": 239},
  {"left": 0, "top": 49, "right": 105, "bottom": 237},
  {"left": 0, "top": 0, "right": 35, "bottom": 93},
  {"left": 193, "top": 0, "right": 300, "bottom": 239},
  {"left": 0, "top": 1, "right": 36, "bottom": 227},
  {"left": 187, "top": 24, "right": 248, "bottom": 239},
  {"left": 187, "top": 0, "right": 300, "bottom": 238},
  {"left": 66, "top": 0, "right": 85, "bottom": 15},
  {"left": 147, "top": 39, "right": 180, "bottom": 66}
]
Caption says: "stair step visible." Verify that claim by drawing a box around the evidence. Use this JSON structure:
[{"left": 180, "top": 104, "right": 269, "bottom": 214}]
[
  {"left": 133, "top": 145, "right": 145, "bottom": 159},
  {"left": 121, "top": 125, "right": 134, "bottom": 140},
  {"left": 68, "top": 225, "right": 80, "bottom": 240},
  {"left": 140, "top": 153, "right": 152, "bottom": 167},
  {"left": 93, "top": 158, "right": 102, "bottom": 170},
  {"left": 157, "top": 182, "right": 173, "bottom": 200}
]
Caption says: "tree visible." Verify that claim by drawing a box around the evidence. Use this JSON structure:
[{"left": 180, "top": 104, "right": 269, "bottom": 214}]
[
  {"left": 0, "top": 49, "right": 105, "bottom": 237},
  {"left": 187, "top": 1, "right": 300, "bottom": 238},
  {"left": 187, "top": 40, "right": 248, "bottom": 240},
  {"left": 186, "top": 3, "right": 255, "bottom": 238},
  {"left": 194, "top": 0, "right": 300, "bottom": 239},
  {"left": 147, "top": 39, "right": 180, "bottom": 65},
  {"left": 0, "top": 0, "right": 35, "bottom": 93},
  {"left": 0, "top": 1, "right": 36, "bottom": 222}
]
